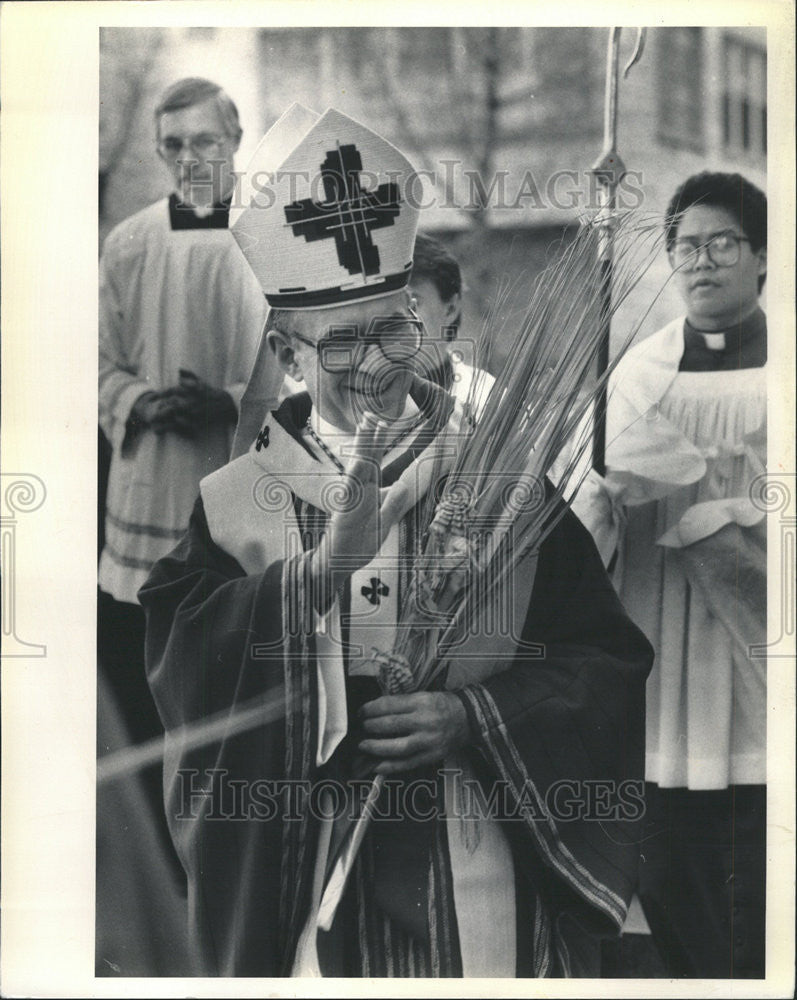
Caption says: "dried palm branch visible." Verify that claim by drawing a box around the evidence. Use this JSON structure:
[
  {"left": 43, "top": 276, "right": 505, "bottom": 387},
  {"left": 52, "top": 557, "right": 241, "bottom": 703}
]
[
  {"left": 320, "top": 211, "right": 671, "bottom": 917},
  {"left": 374, "top": 211, "right": 667, "bottom": 696}
]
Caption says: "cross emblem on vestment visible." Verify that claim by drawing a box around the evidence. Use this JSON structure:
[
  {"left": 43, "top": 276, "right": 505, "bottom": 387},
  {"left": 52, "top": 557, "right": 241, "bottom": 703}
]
[
  {"left": 283, "top": 143, "right": 401, "bottom": 277},
  {"left": 255, "top": 425, "right": 270, "bottom": 451},
  {"left": 361, "top": 577, "right": 389, "bottom": 606}
]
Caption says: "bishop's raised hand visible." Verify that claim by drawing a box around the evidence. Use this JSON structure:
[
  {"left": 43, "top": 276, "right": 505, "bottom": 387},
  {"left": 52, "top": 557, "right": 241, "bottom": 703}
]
[{"left": 310, "top": 412, "right": 408, "bottom": 613}]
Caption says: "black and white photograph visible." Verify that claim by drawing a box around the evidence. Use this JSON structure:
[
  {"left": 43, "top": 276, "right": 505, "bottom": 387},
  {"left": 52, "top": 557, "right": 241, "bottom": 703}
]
[{"left": 1, "top": 2, "right": 794, "bottom": 996}]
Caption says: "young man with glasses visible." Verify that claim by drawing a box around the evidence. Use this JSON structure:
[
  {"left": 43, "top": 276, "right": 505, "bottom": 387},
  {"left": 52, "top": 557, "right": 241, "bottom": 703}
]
[
  {"left": 589, "top": 172, "right": 768, "bottom": 977},
  {"left": 140, "top": 105, "right": 653, "bottom": 978},
  {"left": 98, "top": 77, "right": 282, "bottom": 791}
]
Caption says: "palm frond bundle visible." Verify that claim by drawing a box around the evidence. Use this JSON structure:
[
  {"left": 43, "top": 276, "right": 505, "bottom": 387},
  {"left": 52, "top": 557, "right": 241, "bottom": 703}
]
[
  {"left": 320, "top": 212, "right": 669, "bottom": 921},
  {"left": 373, "top": 211, "right": 667, "bottom": 696}
]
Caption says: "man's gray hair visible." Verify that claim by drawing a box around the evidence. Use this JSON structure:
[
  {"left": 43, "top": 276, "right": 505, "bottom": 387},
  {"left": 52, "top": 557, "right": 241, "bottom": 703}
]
[{"left": 154, "top": 77, "right": 242, "bottom": 141}]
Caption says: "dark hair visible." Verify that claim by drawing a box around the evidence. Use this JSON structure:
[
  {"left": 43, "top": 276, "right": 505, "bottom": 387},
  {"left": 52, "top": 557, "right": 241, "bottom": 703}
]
[
  {"left": 664, "top": 171, "right": 767, "bottom": 252},
  {"left": 411, "top": 233, "right": 462, "bottom": 303},
  {"left": 665, "top": 171, "right": 767, "bottom": 292},
  {"left": 154, "top": 77, "right": 242, "bottom": 141}
]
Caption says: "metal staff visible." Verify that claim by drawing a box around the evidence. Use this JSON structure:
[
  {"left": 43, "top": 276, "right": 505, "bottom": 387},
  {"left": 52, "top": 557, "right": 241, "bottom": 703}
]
[{"left": 590, "top": 26, "right": 646, "bottom": 476}]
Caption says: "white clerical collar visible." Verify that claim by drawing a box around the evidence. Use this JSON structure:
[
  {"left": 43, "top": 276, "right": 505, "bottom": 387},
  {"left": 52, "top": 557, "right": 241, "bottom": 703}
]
[
  {"left": 178, "top": 187, "right": 235, "bottom": 217},
  {"left": 702, "top": 332, "right": 726, "bottom": 350},
  {"left": 191, "top": 204, "right": 215, "bottom": 218}
]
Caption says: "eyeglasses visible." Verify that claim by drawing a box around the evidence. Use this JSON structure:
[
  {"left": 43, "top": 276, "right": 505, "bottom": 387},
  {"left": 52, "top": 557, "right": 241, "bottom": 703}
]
[
  {"left": 157, "top": 133, "right": 228, "bottom": 159},
  {"left": 289, "top": 314, "right": 425, "bottom": 373},
  {"left": 668, "top": 231, "right": 752, "bottom": 270}
]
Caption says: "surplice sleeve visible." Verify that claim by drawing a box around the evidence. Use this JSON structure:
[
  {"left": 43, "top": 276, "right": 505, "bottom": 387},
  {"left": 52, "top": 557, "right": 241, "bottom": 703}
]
[{"left": 98, "top": 229, "right": 153, "bottom": 451}]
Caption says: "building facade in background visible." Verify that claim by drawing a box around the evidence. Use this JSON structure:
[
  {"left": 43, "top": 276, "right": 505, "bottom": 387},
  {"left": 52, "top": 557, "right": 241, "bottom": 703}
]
[{"left": 100, "top": 25, "right": 766, "bottom": 350}]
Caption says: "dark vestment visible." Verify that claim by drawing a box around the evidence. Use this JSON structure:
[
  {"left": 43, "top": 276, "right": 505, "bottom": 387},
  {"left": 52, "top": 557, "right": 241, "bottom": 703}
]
[{"left": 140, "top": 395, "right": 653, "bottom": 977}]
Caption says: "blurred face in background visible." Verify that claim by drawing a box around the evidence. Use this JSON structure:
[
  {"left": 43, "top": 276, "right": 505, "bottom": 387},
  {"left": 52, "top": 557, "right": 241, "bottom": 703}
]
[
  {"left": 157, "top": 97, "right": 240, "bottom": 208},
  {"left": 669, "top": 204, "right": 766, "bottom": 331},
  {"left": 409, "top": 277, "right": 461, "bottom": 377},
  {"left": 410, "top": 278, "right": 460, "bottom": 343}
]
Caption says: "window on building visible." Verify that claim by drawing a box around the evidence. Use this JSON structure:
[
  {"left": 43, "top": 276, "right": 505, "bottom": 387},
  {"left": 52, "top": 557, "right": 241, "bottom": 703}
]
[
  {"left": 723, "top": 35, "right": 767, "bottom": 158},
  {"left": 657, "top": 27, "right": 704, "bottom": 151}
]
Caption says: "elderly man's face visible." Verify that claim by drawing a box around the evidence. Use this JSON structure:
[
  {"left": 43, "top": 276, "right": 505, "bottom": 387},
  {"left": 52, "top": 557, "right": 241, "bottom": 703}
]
[
  {"left": 670, "top": 204, "right": 766, "bottom": 330},
  {"left": 157, "top": 97, "right": 240, "bottom": 208},
  {"left": 274, "top": 291, "right": 421, "bottom": 433}
]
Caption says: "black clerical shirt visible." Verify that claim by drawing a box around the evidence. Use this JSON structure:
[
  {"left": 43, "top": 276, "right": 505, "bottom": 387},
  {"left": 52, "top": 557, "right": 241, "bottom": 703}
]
[
  {"left": 680, "top": 307, "right": 767, "bottom": 372},
  {"left": 168, "top": 192, "right": 232, "bottom": 230}
]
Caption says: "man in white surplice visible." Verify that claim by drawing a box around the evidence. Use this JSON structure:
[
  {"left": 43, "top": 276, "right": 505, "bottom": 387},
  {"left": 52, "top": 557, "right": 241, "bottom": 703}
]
[
  {"left": 575, "top": 171, "right": 767, "bottom": 978},
  {"left": 99, "top": 78, "right": 281, "bottom": 742}
]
